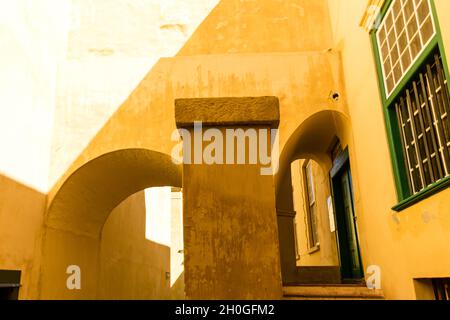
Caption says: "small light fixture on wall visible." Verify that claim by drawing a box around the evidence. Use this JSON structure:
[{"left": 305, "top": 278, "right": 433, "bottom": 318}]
[{"left": 329, "top": 91, "right": 340, "bottom": 103}]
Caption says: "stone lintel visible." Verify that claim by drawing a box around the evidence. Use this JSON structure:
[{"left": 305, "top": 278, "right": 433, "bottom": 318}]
[{"left": 175, "top": 96, "right": 280, "bottom": 128}]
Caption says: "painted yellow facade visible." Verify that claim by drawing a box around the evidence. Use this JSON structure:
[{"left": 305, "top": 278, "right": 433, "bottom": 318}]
[{"left": 0, "top": 0, "right": 449, "bottom": 300}]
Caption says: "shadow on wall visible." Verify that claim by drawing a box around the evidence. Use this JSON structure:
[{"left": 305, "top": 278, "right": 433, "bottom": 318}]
[
  {"left": 0, "top": 174, "right": 46, "bottom": 300},
  {"left": 38, "top": 0, "right": 340, "bottom": 298},
  {"left": 48, "top": 0, "right": 336, "bottom": 194}
]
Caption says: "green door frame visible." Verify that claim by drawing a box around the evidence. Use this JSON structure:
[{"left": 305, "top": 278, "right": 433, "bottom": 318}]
[{"left": 330, "top": 148, "right": 364, "bottom": 281}]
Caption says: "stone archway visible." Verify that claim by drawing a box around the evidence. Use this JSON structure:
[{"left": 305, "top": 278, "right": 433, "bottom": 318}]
[{"left": 38, "top": 149, "right": 181, "bottom": 299}]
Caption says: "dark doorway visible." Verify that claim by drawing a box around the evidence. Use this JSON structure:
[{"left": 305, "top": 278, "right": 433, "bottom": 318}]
[
  {"left": 0, "top": 270, "right": 21, "bottom": 300},
  {"left": 330, "top": 149, "right": 364, "bottom": 282}
]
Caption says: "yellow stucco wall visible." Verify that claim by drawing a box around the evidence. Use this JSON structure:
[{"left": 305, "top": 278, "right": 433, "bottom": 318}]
[
  {"left": 1, "top": 0, "right": 449, "bottom": 300},
  {"left": 0, "top": 175, "right": 46, "bottom": 299},
  {"left": 39, "top": 0, "right": 343, "bottom": 299},
  {"left": 1, "top": 0, "right": 349, "bottom": 299},
  {"left": 98, "top": 191, "right": 184, "bottom": 300},
  {"left": 328, "top": 0, "right": 450, "bottom": 299},
  {"left": 177, "top": 0, "right": 333, "bottom": 55}
]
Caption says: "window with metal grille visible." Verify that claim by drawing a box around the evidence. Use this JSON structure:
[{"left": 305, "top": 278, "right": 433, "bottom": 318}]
[
  {"left": 371, "top": 0, "right": 450, "bottom": 207},
  {"left": 377, "top": 0, "right": 436, "bottom": 97},
  {"left": 432, "top": 278, "right": 450, "bottom": 300},
  {"left": 394, "top": 50, "right": 450, "bottom": 194}
]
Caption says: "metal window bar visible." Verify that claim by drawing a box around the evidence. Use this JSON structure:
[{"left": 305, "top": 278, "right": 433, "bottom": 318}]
[
  {"left": 426, "top": 57, "right": 450, "bottom": 174},
  {"left": 412, "top": 80, "right": 435, "bottom": 184},
  {"left": 432, "top": 278, "right": 450, "bottom": 301},
  {"left": 394, "top": 50, "right": 450, "bottom": 195},
  {"left": 419, "top": 72, "right": 445, "bottom": 179},
  {"left": 432, "top": 53, "right": 450, "bottom": 159}
]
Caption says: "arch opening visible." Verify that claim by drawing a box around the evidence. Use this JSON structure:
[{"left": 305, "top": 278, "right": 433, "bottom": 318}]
[
  {"left": 276, "top": 110, "right": 362, "bottom": 285},
  {"left": 97, "top": 186, "right": 184, "bottom": 300},
  {"left": 39, "top": 149, "right": 182, "bottom": 299}
]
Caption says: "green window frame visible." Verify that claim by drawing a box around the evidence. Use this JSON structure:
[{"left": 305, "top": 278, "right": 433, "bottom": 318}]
[{"left": 370, "top": 0, "right": 450, "bottom": 211}]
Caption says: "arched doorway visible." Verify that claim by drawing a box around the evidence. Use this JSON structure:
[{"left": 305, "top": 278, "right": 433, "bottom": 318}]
[
  {"left": 39, "top": 149, "right": 182, "bottom": 299},
  {"left": 276, "top": 110, "right": 364, "bottom": 285}
]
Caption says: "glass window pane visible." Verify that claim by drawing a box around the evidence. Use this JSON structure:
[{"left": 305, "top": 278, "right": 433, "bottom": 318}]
[
  {"left": 391, "top": 43, "right": 400, "bottom": 65},
  {"left": 410, "top": 34, "right": 422, "bottom": 58},
  {"left": 398, "top": 31, "right": 408, "bottom": 52},
  {"left": 403, "top": 0, "right": 415, "bottom": 22},
  {"left": 393, "top": 62, "right": 403, "bottom": 83},
  {"left": 401, "top": 48, "right": 412, "bottom": 70},
  {"left": 387, "top": 74, "right": 395, "bottom": 93},
  {"left": 386, "top": 12, "right": 394, "bottom": 31},
  {"left": 309, "top": 205, "right": 319, "bottom": 246},
  {"left": 376, "top": 0, "right": 436, "bottom": 96},
  {"left": 407, "top": 16, "right": 419, "bottom": 39},
  {"left": 421, "top": 16, "right": 434, "bottom": 44},
  {"left": 379, "top": 27, "right": 387, "bottom": 45},
  {"left": 395, "top": 12, "right": 405, "bottom": 34},
  {"left": 384, "top": 57, "right": 392, "bottom": 75},
  {"left": 388, "top": 28, "right": 396, "bottom": 48},
  {"left": 417, "top": 0, "right": 431, "bottom": 25},
  {"left": 393, "top": 0, "right": 402, "bottom": 15},
  {"left": 382, "top": 41, "right": 389, "bottom": 59}
]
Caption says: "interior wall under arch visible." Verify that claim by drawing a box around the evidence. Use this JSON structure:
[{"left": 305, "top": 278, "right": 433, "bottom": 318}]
[
  {"left": 290, "top": 158, "right": 339, "bottom": 267},
  {"left": 38, "top": 149, "right": 182, "bottom": 299},
  {"left": 97, "top": 190, "right": 184, "bottom": 300}
]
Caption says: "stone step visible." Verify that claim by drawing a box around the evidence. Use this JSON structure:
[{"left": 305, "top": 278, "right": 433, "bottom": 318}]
[
  {"left": 293, "top": 266, "right": 342, "bottom": 285},
  {"left": 283, "top": 285, "right": 384, "bottom": 300}
]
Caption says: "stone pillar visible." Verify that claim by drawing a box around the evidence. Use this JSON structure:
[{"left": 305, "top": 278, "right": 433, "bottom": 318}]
[
  {"left": 276, "top": 210, "right": 298, "bottom": 284},
  {"left": 275, "top": 170, "right": 300, "bottom": 284},
  {"left": 175, "top": 97, "right": 282, "bottom": 299}
]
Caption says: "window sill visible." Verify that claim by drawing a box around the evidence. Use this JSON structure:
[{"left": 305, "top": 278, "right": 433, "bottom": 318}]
[
  {"left": 307, "top": 245, "right": 320, "bottom": 254},
  {"left": 392, "top": 176, "right": 450, "bottom": 212}
]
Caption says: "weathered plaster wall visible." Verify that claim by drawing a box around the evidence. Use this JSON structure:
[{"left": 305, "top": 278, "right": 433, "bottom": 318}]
[
  {"left": 175, "top": 98, "right": 282, "bottom": 299},
  {"left": 328, "top": 0, "right": 450, "bottom": 299},
  {"left": 43, "top": 50, "right": 346, "bottom": 298},
  {"left": 49, "top": 50, "right": 346, "bottom": 204},
  {"left": 177, "top": 0, "right": 333, "bottom": 55}
]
